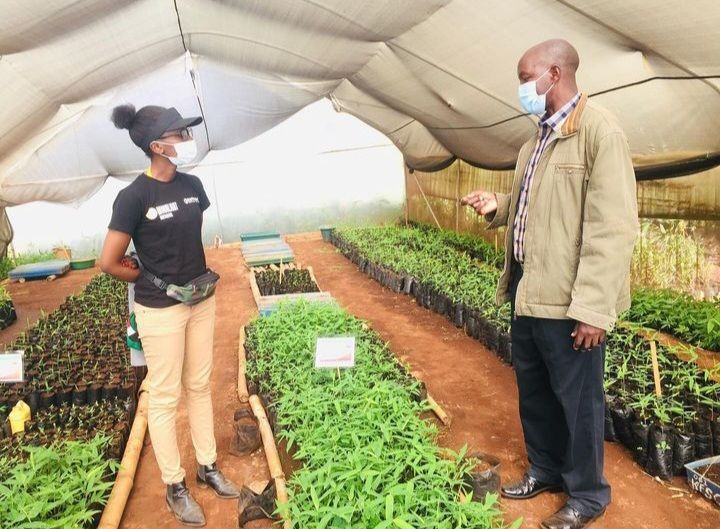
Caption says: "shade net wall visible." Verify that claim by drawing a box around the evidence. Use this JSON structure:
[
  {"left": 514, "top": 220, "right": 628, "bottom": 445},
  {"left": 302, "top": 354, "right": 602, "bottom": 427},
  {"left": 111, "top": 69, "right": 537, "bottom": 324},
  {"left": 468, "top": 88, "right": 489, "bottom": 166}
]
[
  {"left": 1, "top": 0, "right": 719, "bottom": 207},
  {"left": 406, "top": 162, "right": 720, "bottom": 245}
]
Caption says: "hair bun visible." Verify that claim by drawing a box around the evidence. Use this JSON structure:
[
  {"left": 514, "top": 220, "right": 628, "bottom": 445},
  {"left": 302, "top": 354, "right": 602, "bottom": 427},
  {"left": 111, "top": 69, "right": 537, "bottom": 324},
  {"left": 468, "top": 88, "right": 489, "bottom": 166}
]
[{"left": 111, "top": 104, "right": 137, "bottom": 130}]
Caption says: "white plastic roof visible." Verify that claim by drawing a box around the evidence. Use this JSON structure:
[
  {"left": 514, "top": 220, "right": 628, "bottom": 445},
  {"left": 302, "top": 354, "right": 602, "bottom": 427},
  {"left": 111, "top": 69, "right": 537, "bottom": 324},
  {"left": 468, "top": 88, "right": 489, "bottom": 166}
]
[{"left": 1, "top": 0, "right": 719, "bottom": 206}]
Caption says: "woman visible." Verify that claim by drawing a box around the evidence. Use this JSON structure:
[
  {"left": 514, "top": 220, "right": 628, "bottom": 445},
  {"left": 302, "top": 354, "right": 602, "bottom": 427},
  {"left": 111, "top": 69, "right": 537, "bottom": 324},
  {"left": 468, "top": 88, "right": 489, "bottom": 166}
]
[{"left": 100, "top": 104, "right": 239, "bottom": 527}]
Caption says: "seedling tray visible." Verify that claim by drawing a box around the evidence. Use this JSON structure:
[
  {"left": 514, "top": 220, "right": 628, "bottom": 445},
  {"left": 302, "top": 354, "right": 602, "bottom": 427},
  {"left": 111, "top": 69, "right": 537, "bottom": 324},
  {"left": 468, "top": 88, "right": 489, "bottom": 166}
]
[
  {"left": 240, "top": 231, "right": 280, "bottom": 242},
  {"left": 249, "top": 265, "right": 334, "bottom": 316},
  {"left": 686, "top": 455, "right": 720, "bottom": 508},
  {"left": 241, "top": 236, "right": 295, "bottom": 266},
  {"left": 8, "top": 260, "right": 70, "bottom": 281}
]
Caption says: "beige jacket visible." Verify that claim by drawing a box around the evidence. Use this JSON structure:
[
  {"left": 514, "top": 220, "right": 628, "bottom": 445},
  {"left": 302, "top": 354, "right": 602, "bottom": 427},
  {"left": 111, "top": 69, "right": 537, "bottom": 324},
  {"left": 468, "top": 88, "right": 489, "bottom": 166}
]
[{"left": 486, "top": 93, "right": 639, "bottom": 331}]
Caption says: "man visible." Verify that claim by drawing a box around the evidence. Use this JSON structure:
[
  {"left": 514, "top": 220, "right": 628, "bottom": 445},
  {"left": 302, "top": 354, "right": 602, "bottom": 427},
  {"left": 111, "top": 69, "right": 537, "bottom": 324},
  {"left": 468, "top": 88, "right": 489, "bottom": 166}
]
[{"left": 462, "top": 39, "right": 639, "bottom": 529}]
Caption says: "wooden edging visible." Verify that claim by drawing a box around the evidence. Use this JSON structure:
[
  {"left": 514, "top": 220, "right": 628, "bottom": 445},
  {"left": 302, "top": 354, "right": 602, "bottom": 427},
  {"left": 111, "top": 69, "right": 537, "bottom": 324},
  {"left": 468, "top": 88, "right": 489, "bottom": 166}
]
[
  {"left": 238, "top": 322, "right": 290, "bottom": 527},
  {"left": 98, "top": 381, "right": 150, "bottom": 529},
  {"left": 238, "top": 326, "right": 250, "bottom": 403},
  {"left": 248, "top": 271, "right": 262, "bottom": 309},
  {"left": 248, "top": 395, "right": 291, "bottom": 529},
  {"left": 306, "top": 265, "right": 321, "bottom": 292},
  {"left": 248, "top": 265, "right": 333, "bottom": 315}
]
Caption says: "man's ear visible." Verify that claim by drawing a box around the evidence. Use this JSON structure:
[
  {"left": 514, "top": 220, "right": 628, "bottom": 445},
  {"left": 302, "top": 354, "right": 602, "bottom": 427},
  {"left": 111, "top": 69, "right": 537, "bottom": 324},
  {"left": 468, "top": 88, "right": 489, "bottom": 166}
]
[{"left": 550, "top": 64, "right": 561, "bottom": 83}]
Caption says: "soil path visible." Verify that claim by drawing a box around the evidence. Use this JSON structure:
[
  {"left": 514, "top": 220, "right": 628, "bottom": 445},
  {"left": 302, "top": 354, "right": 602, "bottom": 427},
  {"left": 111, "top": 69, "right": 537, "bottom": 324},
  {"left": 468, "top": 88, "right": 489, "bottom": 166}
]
[
  {"left": 286, "top": 232, "right": 719, "bottom": 529},
  {"left": 121, "top": 247, "right": 270, "bottom": 529}
]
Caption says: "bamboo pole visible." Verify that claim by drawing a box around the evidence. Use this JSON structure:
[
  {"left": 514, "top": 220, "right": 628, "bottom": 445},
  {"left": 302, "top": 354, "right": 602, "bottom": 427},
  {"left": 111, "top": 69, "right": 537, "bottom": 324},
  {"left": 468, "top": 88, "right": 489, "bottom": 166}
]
[
  {"left": 249, "top": 395, "right": 291, "bottom": 529},
  {"left": 454, "top": 162, "right": 461, "bottom": 232},
  {"left": 649, "top": 340, "right": 663, "bottom": 398},
  {"left": 237, "top": 326, "right": 249, "bottom": 403},
  {"left": 426, "top": 393, "right": 452, "bottom": 427},
  {"left": 412, "top": 172, "right": 442, "bottom": 229},
  {"left": 408, "top": 369, "right": 451, "bottom": 426},
  {"left": 98, "top": 381, "right": 149, "bottom": 529},
  {"left": 404, "top": 167, "right": 410, "bottom": 227}
]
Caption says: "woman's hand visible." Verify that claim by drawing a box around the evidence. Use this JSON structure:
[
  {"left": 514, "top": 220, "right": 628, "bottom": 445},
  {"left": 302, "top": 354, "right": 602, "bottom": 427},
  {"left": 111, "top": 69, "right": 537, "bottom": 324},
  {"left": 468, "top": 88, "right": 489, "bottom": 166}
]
[
  {"left": 120, "top": 256, "right": 139, "bottom": 269},
  {"left": 99, "top": 230, "right": 141, "bottom": 282},
  {"left": 461, "top": 190, "right": 498, "bottom": 216}
]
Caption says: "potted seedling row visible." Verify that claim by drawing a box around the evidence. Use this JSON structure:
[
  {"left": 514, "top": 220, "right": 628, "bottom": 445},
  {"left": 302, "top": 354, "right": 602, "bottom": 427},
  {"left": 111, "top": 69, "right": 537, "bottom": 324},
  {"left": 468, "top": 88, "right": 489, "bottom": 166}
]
[
  {"left": 331, "top": 225, "right": 720, "bottom": 483},
  {"left": 0, "top": 274, "right": 136, "bottom": 413},
  {"left": 0, "top": 398, "right": 131, "bottom": 462},
  {"left": 330, "top": 227, "right": 513, "bottom": 366},
  {"left": 0, "top": 285, "right": 17, "bottom": 330}
]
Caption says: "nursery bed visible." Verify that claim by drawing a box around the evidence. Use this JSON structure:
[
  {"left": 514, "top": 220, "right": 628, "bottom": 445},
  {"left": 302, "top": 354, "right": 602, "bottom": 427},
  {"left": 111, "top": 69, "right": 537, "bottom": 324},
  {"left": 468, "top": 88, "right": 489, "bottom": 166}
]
[
  {"left": 286, "top": 232, "right": 720, "bottom": 529},
  {"left": 249, "top": 263, "right": 335, "bottom": 316}
]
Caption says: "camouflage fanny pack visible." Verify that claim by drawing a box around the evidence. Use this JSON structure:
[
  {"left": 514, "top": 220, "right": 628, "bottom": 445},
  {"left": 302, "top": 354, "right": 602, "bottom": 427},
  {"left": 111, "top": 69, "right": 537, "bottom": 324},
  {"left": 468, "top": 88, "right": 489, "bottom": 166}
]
[{"left": 140, "top": 262, "right": 219, "bottom": 306}]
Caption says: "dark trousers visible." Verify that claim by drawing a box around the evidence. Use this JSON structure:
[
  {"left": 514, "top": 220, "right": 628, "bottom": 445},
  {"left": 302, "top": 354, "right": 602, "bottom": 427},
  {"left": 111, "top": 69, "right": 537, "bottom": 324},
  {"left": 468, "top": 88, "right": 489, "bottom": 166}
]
[{"left": 509, "top": 262, "right": 610, "bottom": 516}]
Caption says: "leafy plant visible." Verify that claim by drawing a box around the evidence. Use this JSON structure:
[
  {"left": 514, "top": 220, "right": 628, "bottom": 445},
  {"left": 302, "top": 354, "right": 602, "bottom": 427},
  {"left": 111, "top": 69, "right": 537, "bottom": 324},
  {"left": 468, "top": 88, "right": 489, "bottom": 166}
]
[
  {"left": 627, "top": 288, "right": 720, "bottom": 351},
  {"left": 246, "top": 300, "right": 514, "bottom": 529},
  {"left": 0, "top": 435, "right": 118, "bottom": 528},
  {"left": 255, "top": 268, "right": 320, "bottom": 296},
  {"left": 337, "top": 225, "right": 510, "bottom": 332}
]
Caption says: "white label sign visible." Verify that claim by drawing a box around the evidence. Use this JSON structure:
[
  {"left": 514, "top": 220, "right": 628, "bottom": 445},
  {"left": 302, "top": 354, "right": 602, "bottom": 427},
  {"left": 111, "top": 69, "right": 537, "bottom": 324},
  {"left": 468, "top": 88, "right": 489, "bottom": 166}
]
[
  {"left": 0, "top": 351, "right": 24, "bottom": 383},
  {"left": 314, "top": 337, "right": 356, "bottom": 368}
]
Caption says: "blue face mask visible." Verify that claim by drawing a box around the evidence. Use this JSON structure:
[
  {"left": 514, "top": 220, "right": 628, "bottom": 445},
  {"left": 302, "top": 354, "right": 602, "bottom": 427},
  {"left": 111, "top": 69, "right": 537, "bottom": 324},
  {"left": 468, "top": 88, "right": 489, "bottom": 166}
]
[{"left": 518, "top": 68, "right": 555, "bottom": 116}]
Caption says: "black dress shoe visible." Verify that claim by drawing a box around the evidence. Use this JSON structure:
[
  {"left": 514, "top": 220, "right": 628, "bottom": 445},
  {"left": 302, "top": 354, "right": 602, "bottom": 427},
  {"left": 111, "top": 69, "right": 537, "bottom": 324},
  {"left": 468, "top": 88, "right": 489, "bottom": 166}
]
[
  {"left": 500, "top": 473, "right": 563, "bottom": 499},
  {"left": 541, "top": 504, "right": 605, "bottom": 529},
  {"left": 166, "top": 479, "right": 206, "bottom": 527},
  {"left": 197, "top": 462, "right": 241, "bottom": 498}
]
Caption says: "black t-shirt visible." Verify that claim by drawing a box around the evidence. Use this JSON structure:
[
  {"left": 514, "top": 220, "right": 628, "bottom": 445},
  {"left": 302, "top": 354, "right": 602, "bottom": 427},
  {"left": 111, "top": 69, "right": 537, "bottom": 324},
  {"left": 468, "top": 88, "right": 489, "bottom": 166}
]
[{"left": 108, "top": 172, "right": 210, "bottom": 308}]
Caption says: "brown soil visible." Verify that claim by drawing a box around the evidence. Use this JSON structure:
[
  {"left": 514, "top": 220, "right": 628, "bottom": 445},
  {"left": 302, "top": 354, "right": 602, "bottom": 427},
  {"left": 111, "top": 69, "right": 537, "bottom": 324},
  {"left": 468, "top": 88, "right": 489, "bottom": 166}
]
[
  {"left": 695, "top": 464, "right": 720, "bottom": 485},
  {"left": 0, "top": 267, "right": 99, "bottom": 347},
  {"left": 286, "top": 232, "right": 720, "bottom": 529}
]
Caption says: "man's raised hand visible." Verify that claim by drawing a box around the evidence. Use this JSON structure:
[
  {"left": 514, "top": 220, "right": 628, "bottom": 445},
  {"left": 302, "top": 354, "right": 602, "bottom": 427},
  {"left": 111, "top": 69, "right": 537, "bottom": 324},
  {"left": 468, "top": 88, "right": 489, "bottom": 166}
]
[{"left": 461, "top": 190, "right": 498, "bottom": 216}]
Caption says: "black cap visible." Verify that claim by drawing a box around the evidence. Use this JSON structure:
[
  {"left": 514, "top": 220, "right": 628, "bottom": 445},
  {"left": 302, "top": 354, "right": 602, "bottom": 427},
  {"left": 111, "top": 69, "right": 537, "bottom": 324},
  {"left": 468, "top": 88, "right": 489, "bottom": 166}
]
[{"left": 111, "top": 104, "right": 202, "bottom": 153}]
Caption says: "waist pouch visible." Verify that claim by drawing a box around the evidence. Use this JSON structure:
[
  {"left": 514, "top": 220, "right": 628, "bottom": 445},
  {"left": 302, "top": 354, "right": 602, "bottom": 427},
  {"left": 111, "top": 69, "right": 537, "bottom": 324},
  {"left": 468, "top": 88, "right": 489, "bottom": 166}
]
[{"left": 140, "top": 264, "right": 220, "bottom": 306}]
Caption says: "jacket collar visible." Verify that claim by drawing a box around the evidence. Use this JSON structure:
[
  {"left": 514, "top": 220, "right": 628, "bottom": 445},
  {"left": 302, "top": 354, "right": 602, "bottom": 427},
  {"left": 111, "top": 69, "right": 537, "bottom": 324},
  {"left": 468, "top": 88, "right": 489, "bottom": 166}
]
[{"left": 558, "top": 92, "right": 588, "bottom": 137}]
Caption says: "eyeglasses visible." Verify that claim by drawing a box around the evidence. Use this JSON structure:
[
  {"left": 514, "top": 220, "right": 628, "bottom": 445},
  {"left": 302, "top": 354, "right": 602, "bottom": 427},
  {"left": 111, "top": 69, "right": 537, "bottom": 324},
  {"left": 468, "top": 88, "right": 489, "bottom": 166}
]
[{"left": 158, "top": 128, "right": 193, "bottom": 142}]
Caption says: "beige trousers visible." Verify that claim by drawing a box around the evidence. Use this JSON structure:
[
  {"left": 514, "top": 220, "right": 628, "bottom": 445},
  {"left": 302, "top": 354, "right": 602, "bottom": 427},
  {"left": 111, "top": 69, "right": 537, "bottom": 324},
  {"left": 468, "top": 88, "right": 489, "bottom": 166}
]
[{"left": 135, "top": 295, "right": 217, "bottom": 484}]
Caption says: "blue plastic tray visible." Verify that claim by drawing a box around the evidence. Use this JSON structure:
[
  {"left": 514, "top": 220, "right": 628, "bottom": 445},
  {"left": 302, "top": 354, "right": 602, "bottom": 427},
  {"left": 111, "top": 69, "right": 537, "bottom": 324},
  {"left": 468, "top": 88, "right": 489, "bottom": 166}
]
[{"left": 8, "top": 260, "right": 70, "bottom": 280}]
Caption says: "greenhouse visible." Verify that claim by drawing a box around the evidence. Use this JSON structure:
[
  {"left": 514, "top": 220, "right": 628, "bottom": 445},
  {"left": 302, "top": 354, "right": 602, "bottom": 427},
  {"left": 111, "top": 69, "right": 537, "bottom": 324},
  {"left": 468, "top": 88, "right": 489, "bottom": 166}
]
[{"left": 0, "top": 1, "right": 719, "bottom": 529}]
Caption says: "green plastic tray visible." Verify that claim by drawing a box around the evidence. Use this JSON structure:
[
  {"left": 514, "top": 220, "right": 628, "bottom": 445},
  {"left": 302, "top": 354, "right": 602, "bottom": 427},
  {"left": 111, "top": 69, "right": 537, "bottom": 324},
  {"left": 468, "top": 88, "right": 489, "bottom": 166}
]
[
  {"left": 70, "top": 257, "right": 96, "bottom": 270},
  {"left": 239, "top": 231, "right": 280, "bottom": 242}
]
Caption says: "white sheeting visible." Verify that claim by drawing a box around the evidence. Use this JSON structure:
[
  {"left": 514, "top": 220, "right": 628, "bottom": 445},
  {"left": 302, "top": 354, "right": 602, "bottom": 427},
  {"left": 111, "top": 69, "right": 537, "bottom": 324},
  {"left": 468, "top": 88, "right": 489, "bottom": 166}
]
[{"left": 0, "top": 0, "right": 718, "bottom": 206}]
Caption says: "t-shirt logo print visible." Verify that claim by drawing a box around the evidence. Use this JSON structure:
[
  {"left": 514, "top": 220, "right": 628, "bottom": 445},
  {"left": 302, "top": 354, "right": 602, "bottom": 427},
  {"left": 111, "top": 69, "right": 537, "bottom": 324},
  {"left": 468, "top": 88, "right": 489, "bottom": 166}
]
[{"left": 146, "top": 202, "right": 179, "bottom": 221}]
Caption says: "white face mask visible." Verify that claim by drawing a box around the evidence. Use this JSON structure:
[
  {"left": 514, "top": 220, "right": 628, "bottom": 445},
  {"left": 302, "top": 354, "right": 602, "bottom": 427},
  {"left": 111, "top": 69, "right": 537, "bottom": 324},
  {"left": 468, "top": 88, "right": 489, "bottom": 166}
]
[
  {"left": 156, "top": 138, "right": 197, "bottom": 166},
  {"left": 518, "top": 68, "right": 555, "bottom": 116}
]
